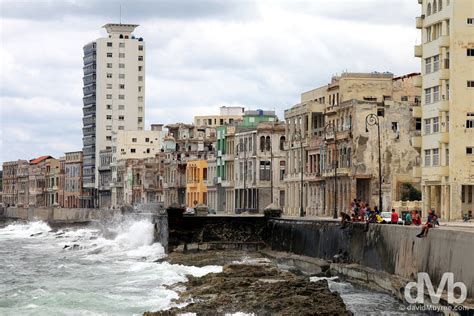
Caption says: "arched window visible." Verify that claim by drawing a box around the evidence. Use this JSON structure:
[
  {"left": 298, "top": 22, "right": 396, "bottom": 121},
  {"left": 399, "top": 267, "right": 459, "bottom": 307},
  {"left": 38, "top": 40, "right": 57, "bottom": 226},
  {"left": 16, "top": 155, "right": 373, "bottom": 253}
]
[
  {"left": 438, "top": 0, "right": 442, "bottom": 11},
  {"left": 279, "top": 136, "right": 286, "bottom": 151},
  {"left": 427, "top": 2, "right": 432, "bottom": 15},
  {"left": 433, "top": 0, "right": 437, "bottom": 13},
  {"left": 260, "top": 136, "right": 265, "bottom": 152},
  {"left": 265, "top": 136, "right": 271, "bottom": 151},
  {"left": 119, "top": 34, "right": 124, "bottom": 39}
]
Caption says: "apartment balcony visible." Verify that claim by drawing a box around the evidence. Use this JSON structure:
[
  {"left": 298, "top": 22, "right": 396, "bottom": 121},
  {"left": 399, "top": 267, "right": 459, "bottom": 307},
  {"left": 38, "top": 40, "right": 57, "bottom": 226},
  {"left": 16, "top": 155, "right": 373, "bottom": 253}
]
[
  {"left": 411, "top": 136, "right": 422, "bottom": 148},
  {"left": 414, "top": 45, "right": 423, "bottom": 58},
  {"left": 439, "top": 35, "right": 450, "bottom": 48},
  {"left": 437, "top": 100, "right": 449, "bottom": 113},
  {"left": 412, "top": 106, "right": 422, "bottom": 118},
  {"left": 337, "top": 167, "right": 350, "bottom": 176},
  {"left": 438, "top": 132, "right": 449, "bottom": 144},
  {"left": 305, "top": 173, "right": 322, "bottom": 182},
  {"left": 416, "top": 16, "right": 423, "bottom": 29},
  {"left": 412, "top": 166, "right": 422, "bottom": 178},
  {"left": 221, "top": 179, "right": 234, "bottom": 187},
  {"left": 439, "top": 68, "right": 450, "bottom": 80},
  {"left": 413, "top": 76, "right": 422, "bottom": 88},
  {"left": 424, "top": 166, "right": 449, "bottom": 179}
]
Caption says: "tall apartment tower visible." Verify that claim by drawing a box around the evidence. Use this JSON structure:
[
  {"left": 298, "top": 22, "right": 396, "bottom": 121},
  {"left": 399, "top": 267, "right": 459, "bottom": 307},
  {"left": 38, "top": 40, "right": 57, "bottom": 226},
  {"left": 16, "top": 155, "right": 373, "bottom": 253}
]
[
  {"left": 414, "top": 0, "right": 473, "bottom": 220},
  {"left": 82, "top": 23, "right": 146, "bottom": 207}
]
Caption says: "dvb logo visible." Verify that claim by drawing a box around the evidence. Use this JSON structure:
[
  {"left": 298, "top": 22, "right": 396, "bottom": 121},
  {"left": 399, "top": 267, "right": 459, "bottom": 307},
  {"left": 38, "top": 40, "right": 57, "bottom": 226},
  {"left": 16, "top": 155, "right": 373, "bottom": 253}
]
[{"left": 404, "top": 272, "right": 467, "bottom": 305}]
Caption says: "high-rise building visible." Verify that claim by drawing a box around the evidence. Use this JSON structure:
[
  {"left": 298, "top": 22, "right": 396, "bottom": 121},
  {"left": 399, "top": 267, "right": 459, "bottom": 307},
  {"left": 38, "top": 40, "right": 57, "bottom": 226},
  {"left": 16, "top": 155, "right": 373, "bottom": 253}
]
[
  {"left": 414, "top": 0, "right": 474, "bottom": 220},
  {"left": 82, "top": 23, "right": 146, "bottom": 207}
]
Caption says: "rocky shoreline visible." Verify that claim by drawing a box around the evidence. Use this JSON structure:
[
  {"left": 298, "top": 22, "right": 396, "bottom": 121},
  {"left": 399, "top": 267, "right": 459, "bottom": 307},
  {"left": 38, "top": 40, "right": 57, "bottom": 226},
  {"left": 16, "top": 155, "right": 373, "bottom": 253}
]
[{"left": 146, "top": 250, "right": 352, "bottom": 315}]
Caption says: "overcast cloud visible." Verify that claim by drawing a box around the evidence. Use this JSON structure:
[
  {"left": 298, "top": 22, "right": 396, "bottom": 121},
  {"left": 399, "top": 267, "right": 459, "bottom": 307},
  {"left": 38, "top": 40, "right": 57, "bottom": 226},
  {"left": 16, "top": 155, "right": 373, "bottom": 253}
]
[{"left": 0, "top": 0, "right": 421, "bottom": 164}]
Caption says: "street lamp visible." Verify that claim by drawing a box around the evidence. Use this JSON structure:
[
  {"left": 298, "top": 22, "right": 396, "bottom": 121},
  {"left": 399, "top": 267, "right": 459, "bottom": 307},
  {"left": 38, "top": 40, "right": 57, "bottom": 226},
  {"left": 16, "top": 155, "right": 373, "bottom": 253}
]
[
  {"left": 292, "top": 131, "right": 305, "bottom": 217},
  {"left": 365, "top": 113, "right": 383, "bottom": 212},
  {"left": 237, "top": 142, "right": 247, "bottom": 212},
  {"left": 323, "top": 122, "right": 338, "bottom": 219}
]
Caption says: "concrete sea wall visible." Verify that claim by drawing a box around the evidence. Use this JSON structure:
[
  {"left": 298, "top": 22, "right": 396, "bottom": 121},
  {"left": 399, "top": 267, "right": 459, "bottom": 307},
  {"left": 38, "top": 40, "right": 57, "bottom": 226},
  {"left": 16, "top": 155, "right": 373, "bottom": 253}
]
[
  {"left": 3, "top": 207, "right": 102, "bottom": 223},
  {"left": 266, "top": 219, "right": 474, "bottom": 300}
]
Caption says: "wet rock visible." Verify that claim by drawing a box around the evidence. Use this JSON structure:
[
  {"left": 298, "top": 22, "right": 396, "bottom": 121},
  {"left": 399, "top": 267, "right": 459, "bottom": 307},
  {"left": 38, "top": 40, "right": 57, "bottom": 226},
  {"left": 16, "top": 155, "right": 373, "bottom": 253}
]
[
  {"left": 30, "top": 232, "right": 43, "bottom": 237},
  {"left": 145, "top": 252, "right": 351, "bottom": 315}
]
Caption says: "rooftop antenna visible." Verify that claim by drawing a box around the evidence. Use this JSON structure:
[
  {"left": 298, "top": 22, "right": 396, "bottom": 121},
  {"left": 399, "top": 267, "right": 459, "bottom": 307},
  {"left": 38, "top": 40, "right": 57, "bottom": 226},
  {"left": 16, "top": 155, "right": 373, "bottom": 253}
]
[{"left": 119, "top": 4, "right": 122, "bottom": 24}]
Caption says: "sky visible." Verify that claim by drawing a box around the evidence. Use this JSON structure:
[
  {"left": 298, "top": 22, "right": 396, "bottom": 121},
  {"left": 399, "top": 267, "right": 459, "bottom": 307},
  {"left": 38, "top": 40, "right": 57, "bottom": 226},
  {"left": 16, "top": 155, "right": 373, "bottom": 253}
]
[{"left": 0, "top": 0, "right": 421, "bottom": 164}]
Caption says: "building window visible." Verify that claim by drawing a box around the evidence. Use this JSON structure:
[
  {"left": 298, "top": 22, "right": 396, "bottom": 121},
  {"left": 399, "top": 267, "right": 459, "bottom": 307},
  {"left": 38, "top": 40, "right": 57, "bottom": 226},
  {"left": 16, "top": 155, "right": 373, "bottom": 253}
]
[
  {"left": 446, "top": 148, "right": 449, "bottom": 165},
  {"left": 106, "top": 136, "right": 112, "bottom": 141},
  {"left": 131, "top": 149, "right": 136, "bottom": 153},
  {"left": 119, "top": 105, "right": 125, "bottom": 110},
  {"left": 138, "top": 106, "right": 143, "bottom": 112},
  {"left": 138, "top": 86, "right": 142, "bottom": 92},
  {"left": 119, "top": 43, "right": 125, "bottom": 48},
  {"left": 425, "top": 57, "right": 432, "bottom": 73},
  {"left": 433, "top": 55, "right": 440, "bottom": 72},
  {"left": 107, "top": 73, "right": 112, "bottom": 78},
  {"left": 433, "top": 0, "right": 437, "bottom": 13},
  {"left": 425, "top": 88, "right": 432, "bottom": 104},
  {"left": 432, "top": 148, "right": 439, "bottom": 166},
  {"left": 145, "top": 137, "right": 149, "bottom": 142},
  {"left": 427, "top": 3, "right": 432, "bottom": 15},
  {"left": 401, "top": 96, "right": 408, "bottom": 101},
  {"left": 416, "top": 118, "right": 422, "bottom": 131},
  {"left": 107, "top": 42, "right": 112, "bottom": 47},
  {"left": 138, "top": 76, "right": 143, "bottom": 81},
  {"left": 106, "top": 83, "right": 112, "bottom": 89},
  {"left": 424, "top": 118, "right": 431, "bottom": 134},
  {"left": 259, "top": 161, "right": 271, "bottom": 181},
  {"left": 146, "top": 148, "right": 150, "bottom": 154},
  {"left": 132, "top": 138, "right": 137, "bottom": 142},
  {"left": 138, "top": 56, "right": 143, "bottom": 61},
  {"left": 119, "top": 95, "right": 125, "bottom": 100},
  {"left": 138, "top": 45, "right": 143, "bottom": 51},
  {"left": 106, "top": 94, "right": 112, "bottom": 99},
  {"left": 433, "top": 117, "right": 439, "bottom": 133},
  {"left": 106, "top": 125, "right": 112, "bottom": 130},
  {"left": 438, "top": 0, "right": 442, "bottom": 11},
  {"left": 467, "top": 147, "right": 474, "bottom": 155},
  {"left": 119, "top": 53, "right": 125, "bottom": 58},
  {"left": 468, "top": 81, "right": 474, "bottom": 88},
  {"left": 425, "top": 149, "right": 431, "bottom": 166},
  {"left": 107, "top": 52, "right": 112, "bottom": 58},
  {"left": 138, "top": 97, "right": 143, "bottom": 102},
  {"left": 468, "top": 49, "right": 474, "bottom": 57},
  {"left": 433, "top": 86, "right": 440, "bottom": 102},
  {"left": 107, "top": 63, "right": 112, "bottom": 68},
  {"left": 119, "top": 63, "right": 125, "bottom": 68},
  {"left": 467, "top": 113, "right": 474, "bottom": 128},
  {"left": 119, "top": 84, "right": 125, "bottom": 89},
  {"left": 138, "top": 117, "right": 143, "bottom": 123},
  {"left": 106, "top": 104, "right": 112, "bottom": 110},
  {"left": 118, "top": 126, "right": 124, "bottom": 130},
  {"left": 138, "top": 66, "right": 143, "bottom": 71},
  {"left": 119, "top": 115, "right": 124, "bottom": 121},
  {"left": 106, "top": 115, "right": 112, "bottom": 120},
  {"left": 468, "top": 18, "right": 473, "bottom": 25}
]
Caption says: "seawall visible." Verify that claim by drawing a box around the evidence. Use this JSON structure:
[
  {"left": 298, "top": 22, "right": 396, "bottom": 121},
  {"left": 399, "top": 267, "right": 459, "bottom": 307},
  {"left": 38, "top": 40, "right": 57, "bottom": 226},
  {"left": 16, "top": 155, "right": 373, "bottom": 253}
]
[
  {"left": 2, "top": 207, "right": 102, "bottom": 223},
  {"left": 266, "top": 219, "right": 474, "bottom": 300}
]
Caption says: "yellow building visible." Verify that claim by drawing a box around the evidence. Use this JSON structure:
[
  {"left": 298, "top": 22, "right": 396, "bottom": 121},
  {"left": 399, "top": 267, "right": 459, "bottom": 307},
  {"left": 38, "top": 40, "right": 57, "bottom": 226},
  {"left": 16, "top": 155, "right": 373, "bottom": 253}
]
[
  {"left": 414, "top": 0, "right": 474, "bottom": 220},
  {"left": 186, "top": 160, "right": 208, "bottom": 207}
]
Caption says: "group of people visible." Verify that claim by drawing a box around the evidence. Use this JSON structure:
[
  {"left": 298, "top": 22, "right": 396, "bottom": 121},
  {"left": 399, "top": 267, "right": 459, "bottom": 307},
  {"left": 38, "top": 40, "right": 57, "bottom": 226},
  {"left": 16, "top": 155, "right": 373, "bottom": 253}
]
[{"left": 339, "top": 198, "right": 440, "bottom": 238}]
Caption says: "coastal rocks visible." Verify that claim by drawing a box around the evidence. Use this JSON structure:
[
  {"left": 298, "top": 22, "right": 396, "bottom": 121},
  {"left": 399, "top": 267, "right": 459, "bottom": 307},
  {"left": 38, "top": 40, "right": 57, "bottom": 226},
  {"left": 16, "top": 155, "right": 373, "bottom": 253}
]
[{"left": 146, "top": 255, "right": 351, "bottom": 315}]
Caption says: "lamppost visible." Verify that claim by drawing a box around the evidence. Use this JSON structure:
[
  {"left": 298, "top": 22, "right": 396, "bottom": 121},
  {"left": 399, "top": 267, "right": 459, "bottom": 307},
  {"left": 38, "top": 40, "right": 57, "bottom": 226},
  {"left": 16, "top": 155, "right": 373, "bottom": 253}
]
[
  {"left": 237, "top": 141, "right": 247, "bottom": 212},
  {"left": 323, "top": 122, "right": 338, "bottom": 219},
  {"left": 292, "top": 131, "right": 305, "bottom": 217},
  {"left": 365, "top": 113, "right": 383, "bottom": 212}
]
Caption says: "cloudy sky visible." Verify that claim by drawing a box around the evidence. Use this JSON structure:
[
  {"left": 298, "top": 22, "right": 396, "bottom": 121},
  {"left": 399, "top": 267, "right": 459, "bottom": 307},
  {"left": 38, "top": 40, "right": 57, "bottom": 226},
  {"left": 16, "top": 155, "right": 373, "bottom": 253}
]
[{"left": 0, "top": 0, "right": 421, "bottom": 164}]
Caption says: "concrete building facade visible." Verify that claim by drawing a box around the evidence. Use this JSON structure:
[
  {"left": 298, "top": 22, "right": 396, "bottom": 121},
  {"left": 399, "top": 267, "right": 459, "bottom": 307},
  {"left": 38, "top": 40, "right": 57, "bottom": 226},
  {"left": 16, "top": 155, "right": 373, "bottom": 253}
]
[
  {"left": 194, "top": 106, "right": 245, "bottom": 127},
  {"left": 64, "top": 151, "right": 83, "bottom": 208},
  {"left": 185, "top": 160, "right": 208, "bottom": 207},
  {"left": 82, "top": 23, "right": 146, "bottom": 207},
  {"left": 415, "top": 0, "right": 474, "bottom": 219}
]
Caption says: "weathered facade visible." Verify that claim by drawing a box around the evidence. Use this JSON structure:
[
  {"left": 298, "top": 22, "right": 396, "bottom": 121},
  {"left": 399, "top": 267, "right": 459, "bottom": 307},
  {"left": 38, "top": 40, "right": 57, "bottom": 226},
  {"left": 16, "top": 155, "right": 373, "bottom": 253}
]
[
  {"left": 28, "top": 156, "right": 53, "bottom": 207},
  {"left": 64, "top": 151, "right": 83, "bottom": 208},
  {"left": 98, "top": 149, "right": 112, "bottom": 208}
]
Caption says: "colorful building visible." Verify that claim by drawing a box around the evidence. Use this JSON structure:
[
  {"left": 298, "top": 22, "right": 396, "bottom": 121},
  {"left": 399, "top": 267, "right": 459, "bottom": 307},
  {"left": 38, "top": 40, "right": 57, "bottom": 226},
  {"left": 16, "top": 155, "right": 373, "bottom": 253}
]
[{"left": 185, "top": 159, "right": 208, "bottom": 207}]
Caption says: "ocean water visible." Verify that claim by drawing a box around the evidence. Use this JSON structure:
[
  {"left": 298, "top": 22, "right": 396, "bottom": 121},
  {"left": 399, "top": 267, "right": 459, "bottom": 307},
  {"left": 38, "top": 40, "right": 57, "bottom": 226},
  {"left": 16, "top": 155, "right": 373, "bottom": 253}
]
[{"left": 0, "top": 219, "right": 221, "bottom": 316}]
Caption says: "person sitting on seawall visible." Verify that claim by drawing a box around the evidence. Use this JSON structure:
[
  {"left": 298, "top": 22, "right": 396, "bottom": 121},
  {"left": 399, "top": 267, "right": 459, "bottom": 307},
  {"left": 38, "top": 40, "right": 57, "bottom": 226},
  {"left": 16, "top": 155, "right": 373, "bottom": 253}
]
[
  {"left": 364, "top": 207, "right": 378, "bottom": 232},
  {"left": 340, "top": 211, "right": 352, "bottom": 229},
  {"left": 416, "top": 209, "right": 439, "bottom": 238},
  {"left": 391, "top": 208, "right": 399, "bottom": 224},
  {"left": 404, "top": 211, "right": 412, "bottom": 225},
  {"left": 412, "top": 210, "right": 422, "bottom": 225}
]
